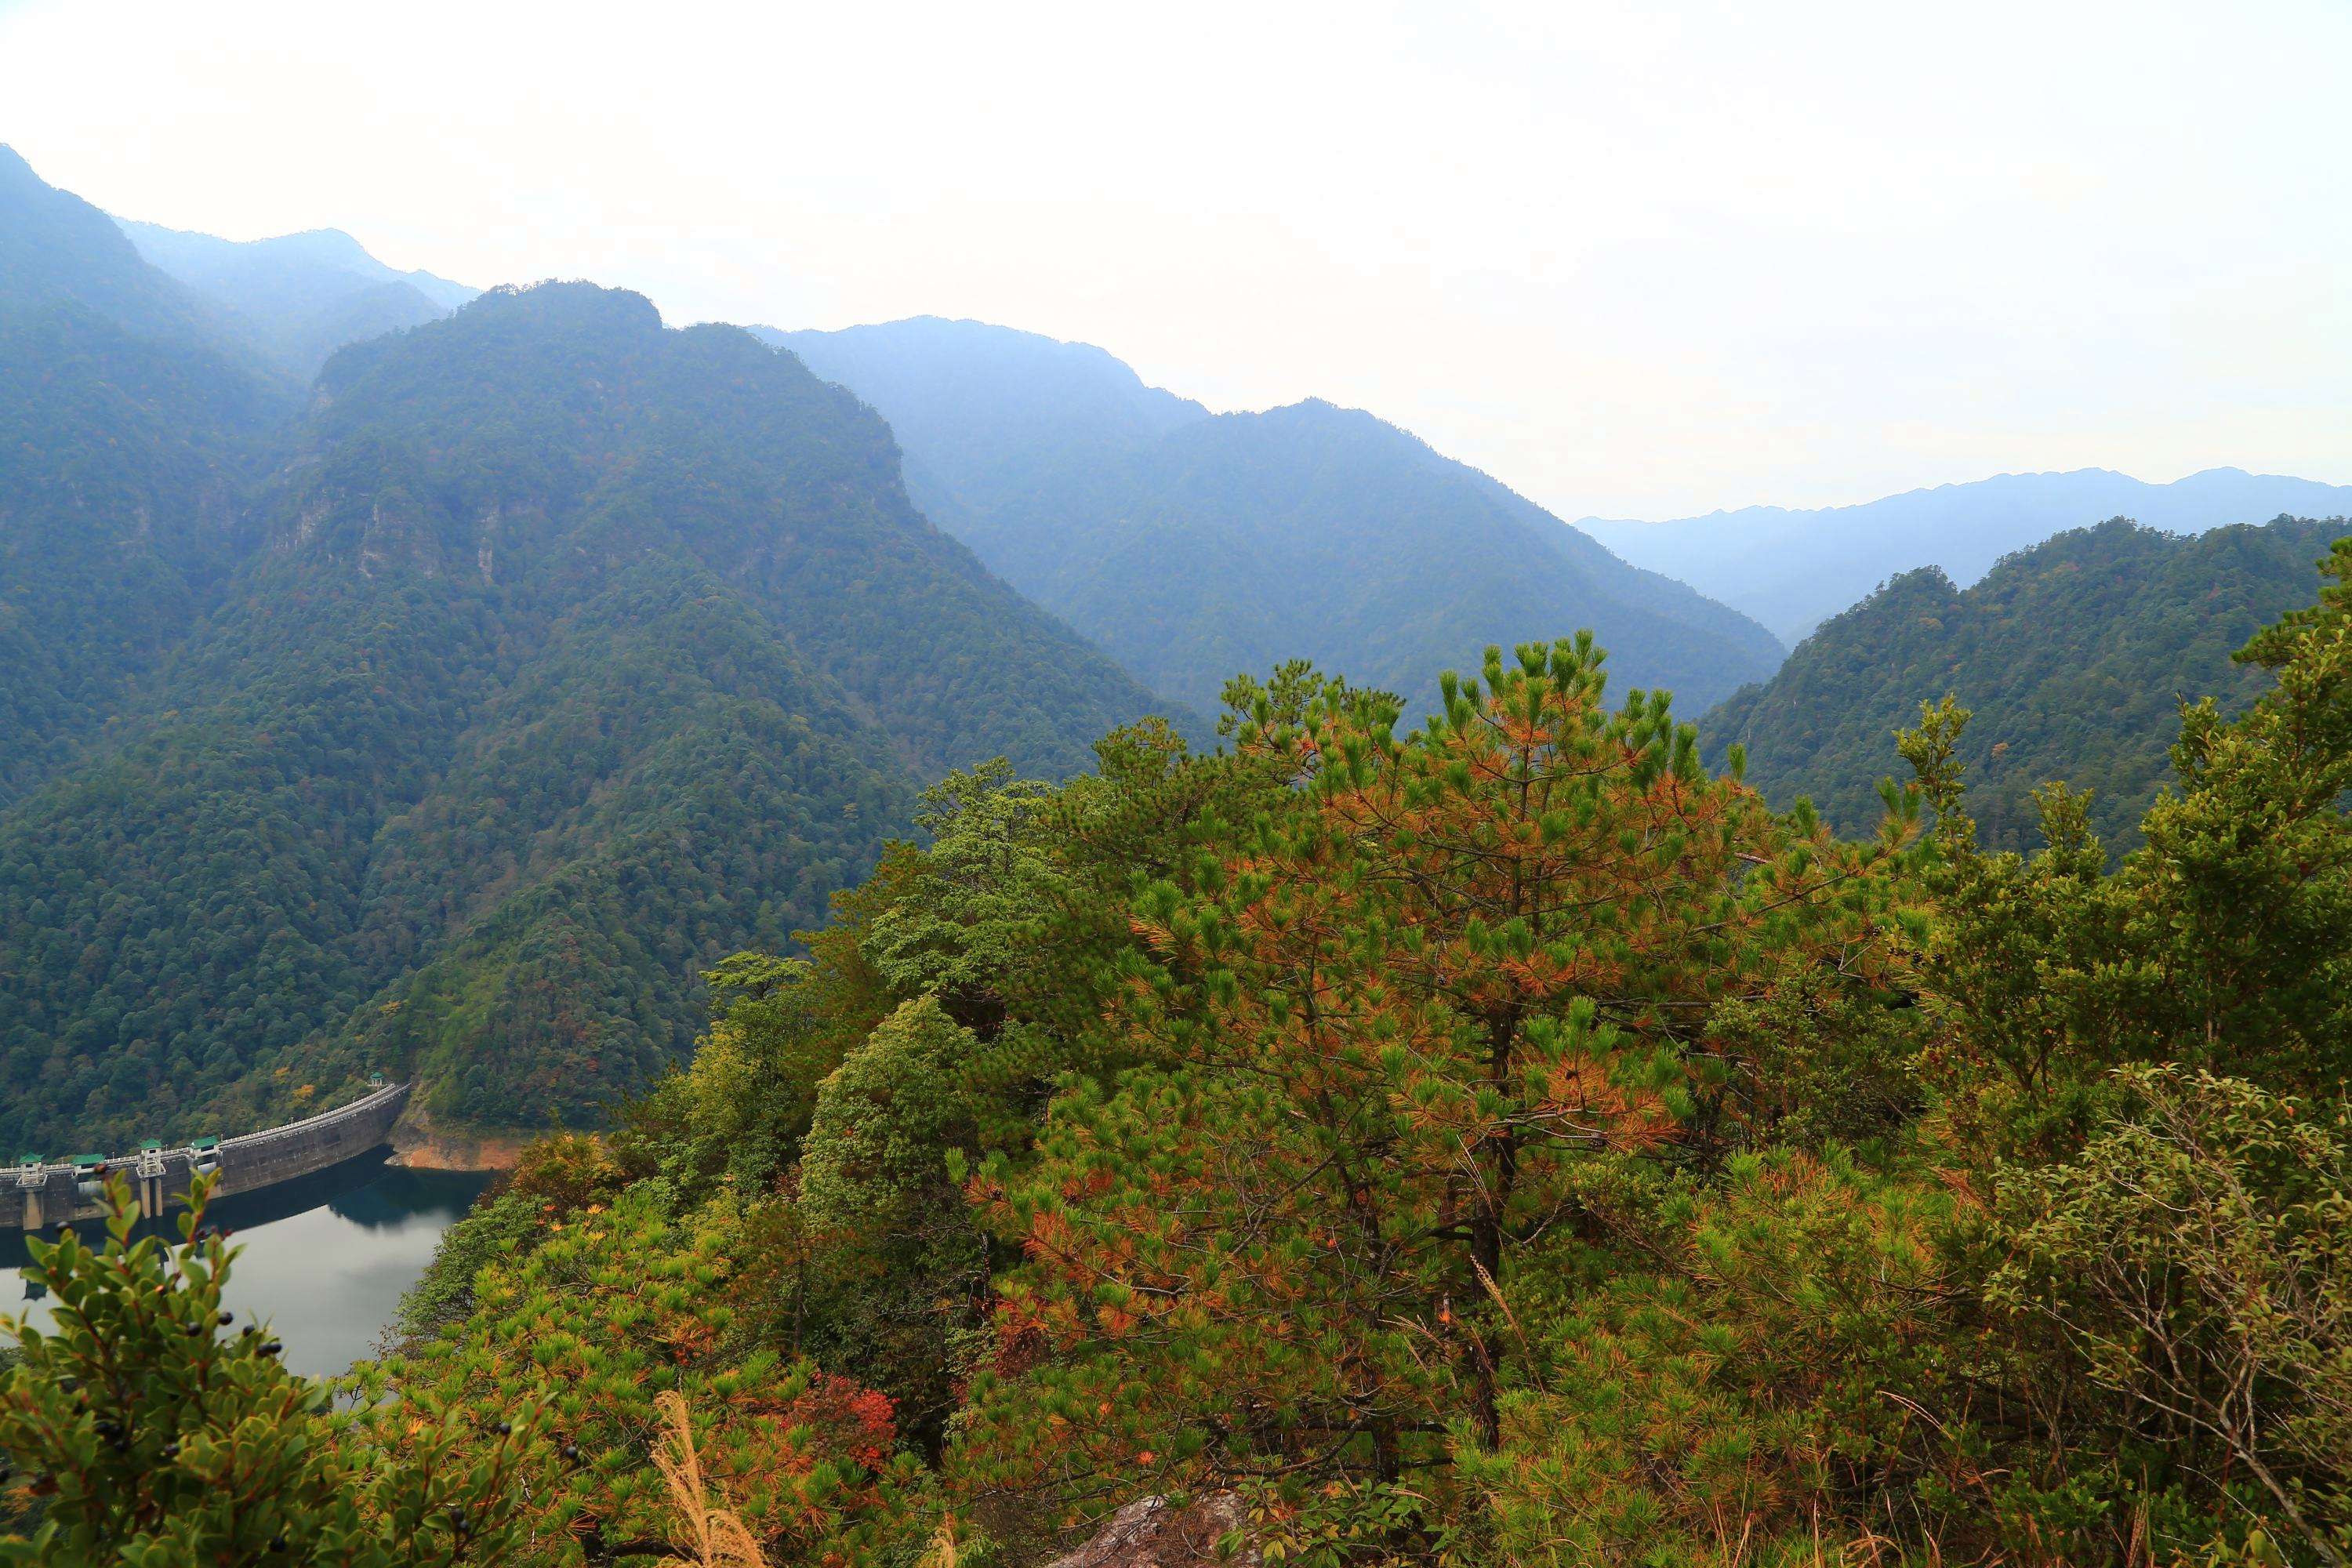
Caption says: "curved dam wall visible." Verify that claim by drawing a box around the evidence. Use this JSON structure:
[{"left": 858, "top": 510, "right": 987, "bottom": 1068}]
[{"left": 2, "top": 1082, "right": 411, "bottom": 1232}]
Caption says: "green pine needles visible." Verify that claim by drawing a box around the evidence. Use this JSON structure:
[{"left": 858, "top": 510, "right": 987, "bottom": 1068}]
[{"left": 9, "top": 543, "right": 2352, "bottom": 1564}]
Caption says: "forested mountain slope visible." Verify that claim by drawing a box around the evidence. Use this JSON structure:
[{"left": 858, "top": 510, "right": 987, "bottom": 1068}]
[
  {"left": 0, "top": 281, "right": 1173, "bottom": 1152},
  {"left": 0, "top": 147, "right": 294, "bottom": 808},
  {"left": 0, "top": 310, "right": 281, "bottom": 805},
  {"left": 1586, "top": 466, "right": 2352, "bottom": 642},
  {"left": 1700, "top": 515, "right": 2351, "bottom": 849},
  {"left": 0, "top": 146, "right": 220, "bottom": 341},
  {"left": 763, "top": 318, "right": 1784, "bottom": 713},
  {"left": 118, "top": 219, "right": 478, "bottom": 376}
]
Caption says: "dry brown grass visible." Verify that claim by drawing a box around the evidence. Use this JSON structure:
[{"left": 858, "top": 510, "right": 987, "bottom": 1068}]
[{"left": 653, "top": 1389, "right": 768, "bottom": 1568}]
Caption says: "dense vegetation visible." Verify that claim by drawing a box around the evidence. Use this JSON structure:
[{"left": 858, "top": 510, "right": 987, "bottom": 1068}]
[
  {"left": 766, "top": 318, "right": 1784, "bottom": 716},
  {"left": 0, "top": 275, "right": 1177, "bottom": 1153},
  {"left": 1702, "top": 516, "right": 2350, "bottom": 849},
  {"left": 2, "top": 1185, "right": 543, "bottom": 1561},
  {"left": 0, "top": 306, "right": 284, "bottom": 807},
  {"left": 0, "top": 148, "right": 293, "bottom": 808},
  {"left": 15, "top": 539, "right": 2347, "bottom": 1565},
  {"left": 1587, "top": 467, "right": 2352, "bottom": 643}
]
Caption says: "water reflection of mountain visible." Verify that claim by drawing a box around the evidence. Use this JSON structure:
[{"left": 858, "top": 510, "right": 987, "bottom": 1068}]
[
  {"left": 6, "top": 1152, "right": 493, "bottom": 1376},
  {"left": 326, "top": 1165, "right": 488, "bottom": 1230},
  {"left": 2, "top": 1149, "right": 491, "bottom": 1270}
]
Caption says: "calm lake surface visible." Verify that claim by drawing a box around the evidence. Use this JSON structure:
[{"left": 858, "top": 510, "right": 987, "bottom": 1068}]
[{"left": 2, "top": 1151, "right": 492, "bottom": 1379}]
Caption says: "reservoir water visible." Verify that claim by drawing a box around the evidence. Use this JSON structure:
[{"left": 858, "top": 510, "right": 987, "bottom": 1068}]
[{"left": 2, "top": 1150, "right": 492, "bottom": 1379}]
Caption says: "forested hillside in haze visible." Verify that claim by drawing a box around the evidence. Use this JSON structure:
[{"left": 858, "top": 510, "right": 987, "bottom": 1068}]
[
  {"left": 0, "top": 147, "right": 234, "bottom": 350},
  {"left": 0, "top": 262, "right": 1176, "bottom": 1152},
  {"left": 766, "top": 317, "right": 1784, "bottom": 715},
  {"left": 1588, "top": 466, "right": 2352, "bottom": 641},
  {"left": 119, "top": 219, "right": 478, "bottom": 378},
  {"left": 0, "top": 147, "right": 293, "bottom": 808},
  {"left": 1702, "top": 515, "right": 2350, "bottom": 848},
  {"left": 0, "top": 308, "right": 282, "bottom": 807}
]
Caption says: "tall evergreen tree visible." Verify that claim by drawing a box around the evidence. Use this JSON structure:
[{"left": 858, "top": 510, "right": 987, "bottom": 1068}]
[{"left": 956, "top": 638, "right": 1919, "bottom": 1515}]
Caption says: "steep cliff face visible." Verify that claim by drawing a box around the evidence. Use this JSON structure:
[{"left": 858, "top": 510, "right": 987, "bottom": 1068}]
[{"left": 0, "top": 282, "right": 1178, "bottom": 1150}]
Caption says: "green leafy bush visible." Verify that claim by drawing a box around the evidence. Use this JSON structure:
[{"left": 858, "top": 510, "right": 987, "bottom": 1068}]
[{"left": 0, "top": 1178, "right": 540, "bottom": 1564}]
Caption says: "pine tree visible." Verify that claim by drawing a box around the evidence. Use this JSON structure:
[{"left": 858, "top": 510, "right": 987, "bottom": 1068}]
[{"left": 957, "top": 640, "right": 1921, "bottom": 1518}]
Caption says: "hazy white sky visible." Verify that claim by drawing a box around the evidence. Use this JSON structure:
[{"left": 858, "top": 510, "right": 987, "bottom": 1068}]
[{"left": 2, "top": 0, "right": 2344, "bottom": 517}]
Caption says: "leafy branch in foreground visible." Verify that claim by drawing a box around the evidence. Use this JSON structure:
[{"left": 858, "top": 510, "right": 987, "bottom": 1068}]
[
  {"left": 1991, "top": 1067, "right": 2352, "bottom": 1564},
  {"left": 0, "top": 1174, "right": 543, "bottom": 1566}
]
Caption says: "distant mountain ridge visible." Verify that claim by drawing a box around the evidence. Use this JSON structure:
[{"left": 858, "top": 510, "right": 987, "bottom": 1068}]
[
  {"left": 765, "top": 314, "right": 1207, "bottom": 502},
  {"left": 760, "top": 317, "right": 1784, "bottom": 715},
  {"left": 121, "top": 221, "right": 476, "bottom": 310},
  {"left": 1700, "top": 514, "right": 2352, "bottom": 851},
  {"left": 1584, "top": 467, "right": 2352, "bottom": 643},
  {"left": 118, "top": 217, "right": 479, "bottom": 377},
  {"left": 0, "top": 281, "right": 1180, "bottom": 1152},
  {"left": 18, "top": 137, "right": 2352, "bottom": 1162}
]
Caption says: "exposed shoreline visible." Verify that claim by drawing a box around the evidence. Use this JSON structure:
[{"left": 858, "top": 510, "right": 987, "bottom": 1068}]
[{"left": 389, "top": 1107, "right": 528, "bottom": 1172}]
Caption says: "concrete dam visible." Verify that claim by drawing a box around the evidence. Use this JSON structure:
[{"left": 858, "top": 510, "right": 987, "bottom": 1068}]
[{"left": 2, "top": 1081, "right": 412, "bottom": 1232}]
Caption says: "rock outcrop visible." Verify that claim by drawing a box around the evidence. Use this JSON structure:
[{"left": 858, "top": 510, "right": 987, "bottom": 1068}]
[{"left": 1046, "top": 1493, "right": 1257, "bottom": 1568}]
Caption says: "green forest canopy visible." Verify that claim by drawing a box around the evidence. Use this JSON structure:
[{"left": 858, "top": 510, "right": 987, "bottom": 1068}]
[
  {"left": 1703, "top": 514, "right": 2352, "bottom": 851},
  {"left": 15, "top": 543, "right": 2350, "bottom": 1566}
]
